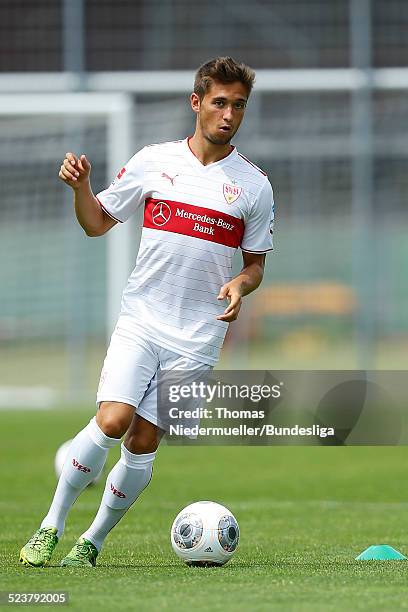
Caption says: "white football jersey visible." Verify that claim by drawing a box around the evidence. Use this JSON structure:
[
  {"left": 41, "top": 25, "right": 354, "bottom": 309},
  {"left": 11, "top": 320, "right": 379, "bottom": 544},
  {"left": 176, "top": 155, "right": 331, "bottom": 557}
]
[{"left": 97, "top": 138, "right": 275, "bottom": 365}]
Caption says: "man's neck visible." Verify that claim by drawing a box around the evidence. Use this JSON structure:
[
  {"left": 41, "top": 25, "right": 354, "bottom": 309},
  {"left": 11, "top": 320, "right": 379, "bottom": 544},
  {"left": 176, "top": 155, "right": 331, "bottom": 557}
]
[{"left": 188, "top": 132, "right": 233, "bottom": 166}]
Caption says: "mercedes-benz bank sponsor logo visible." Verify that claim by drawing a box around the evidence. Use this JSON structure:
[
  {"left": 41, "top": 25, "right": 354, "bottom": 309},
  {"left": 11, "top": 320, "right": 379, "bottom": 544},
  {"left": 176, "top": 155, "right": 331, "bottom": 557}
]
[
  {"left": 152, "top": 201, "right": 172, "bottom": 226},
  {"left": 175, "top": 207, "right": 235, "bottom": 235}
]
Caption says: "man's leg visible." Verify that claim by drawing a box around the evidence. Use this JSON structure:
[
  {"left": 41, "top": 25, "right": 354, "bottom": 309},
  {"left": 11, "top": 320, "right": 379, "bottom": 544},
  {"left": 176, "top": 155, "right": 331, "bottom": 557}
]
[
  {"left": 42, "top": 402, "right": 133, "bottom": 535},
  {"left": 19, "top": 402, "right": 133, "bottom": 567},
  {"left": 61, "top": 413, "right": 163, "bottom": 566}
]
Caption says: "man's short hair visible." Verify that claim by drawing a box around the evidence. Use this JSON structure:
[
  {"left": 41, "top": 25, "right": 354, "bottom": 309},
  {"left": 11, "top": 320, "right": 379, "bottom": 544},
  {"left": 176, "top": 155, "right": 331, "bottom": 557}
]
[{"left": 194, "top": 56, "right": 255, "bottom": 100}]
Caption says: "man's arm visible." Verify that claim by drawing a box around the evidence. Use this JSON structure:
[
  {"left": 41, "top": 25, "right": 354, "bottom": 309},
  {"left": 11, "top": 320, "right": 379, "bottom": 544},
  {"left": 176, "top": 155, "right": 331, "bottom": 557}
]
[
  {"left": 216, "top": 251, "right": 265, "bottom": 322},
  {"left": 59, "top": 152, "right": 117, "bottom": 237}
]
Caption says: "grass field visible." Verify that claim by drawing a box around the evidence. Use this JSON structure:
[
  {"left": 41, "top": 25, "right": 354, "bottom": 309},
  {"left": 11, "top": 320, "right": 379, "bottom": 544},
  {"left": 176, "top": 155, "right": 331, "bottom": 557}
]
[{"left": 2, "top": 409, "right": 408, "bottom": 611}]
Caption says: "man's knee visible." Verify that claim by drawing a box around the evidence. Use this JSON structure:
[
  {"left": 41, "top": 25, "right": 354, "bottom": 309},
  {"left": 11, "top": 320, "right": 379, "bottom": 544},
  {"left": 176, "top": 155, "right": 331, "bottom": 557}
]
[
  {"left": 124, "top": 431, "right": 161, "bottom": 454},
  {"left": 96, "top": 402, "right": 135, "bottom": 439},
  {"left": 124, "top": 418, "right": 163, "bottom": 453}
]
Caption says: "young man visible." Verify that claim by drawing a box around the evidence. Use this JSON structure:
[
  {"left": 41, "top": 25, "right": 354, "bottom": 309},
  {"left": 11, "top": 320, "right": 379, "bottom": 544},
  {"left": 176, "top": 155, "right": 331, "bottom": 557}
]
[{"left": 20, "top": 56, "right": 275, "bottom": 567}]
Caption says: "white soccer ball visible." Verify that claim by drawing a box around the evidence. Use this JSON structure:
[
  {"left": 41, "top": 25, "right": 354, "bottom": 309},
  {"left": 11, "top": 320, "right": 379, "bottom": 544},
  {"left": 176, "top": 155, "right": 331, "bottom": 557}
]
[
  {"left": 54, "top": 439, "right": 103, "bottom": 485},
  {"left": 170, "top": 501, "right": 239, "bottom": 566}
]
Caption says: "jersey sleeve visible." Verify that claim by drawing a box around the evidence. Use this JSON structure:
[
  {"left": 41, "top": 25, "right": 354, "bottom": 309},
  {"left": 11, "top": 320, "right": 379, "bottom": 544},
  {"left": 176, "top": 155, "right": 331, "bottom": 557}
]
[
  {"left": 96, "top": 148, "right": 146, "bottom": 223},
  {"left": 240, "top": 178, "right": 275, "bottom": 253}
]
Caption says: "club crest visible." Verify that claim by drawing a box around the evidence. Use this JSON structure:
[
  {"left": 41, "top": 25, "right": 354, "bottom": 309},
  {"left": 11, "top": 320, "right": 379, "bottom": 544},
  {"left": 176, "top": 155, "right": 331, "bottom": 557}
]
[{"left": 223, "top": 183, "right": 242, "bottom": 205}]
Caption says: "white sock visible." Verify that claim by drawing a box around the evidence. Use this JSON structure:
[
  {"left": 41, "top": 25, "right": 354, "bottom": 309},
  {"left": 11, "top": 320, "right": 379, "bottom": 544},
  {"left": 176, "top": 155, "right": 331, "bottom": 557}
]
[
  {"left": 41, "top": 417, "right": 121, "bottom": 537},
  {"left": 81, "top": 444, "right": 156, "bottom": 551}
]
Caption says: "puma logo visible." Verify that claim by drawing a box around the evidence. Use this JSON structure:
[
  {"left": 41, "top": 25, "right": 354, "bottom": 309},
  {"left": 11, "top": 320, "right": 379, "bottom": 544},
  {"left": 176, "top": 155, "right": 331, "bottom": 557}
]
[{"left": 161, "top": 172, "right": 178, "bottom": 186}]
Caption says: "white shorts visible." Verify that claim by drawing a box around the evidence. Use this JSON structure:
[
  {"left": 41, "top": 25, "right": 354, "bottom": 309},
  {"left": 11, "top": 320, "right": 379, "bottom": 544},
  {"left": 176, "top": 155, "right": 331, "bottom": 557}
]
[{"left": 96, "top": 322, "right": 212, "bottom": 430}]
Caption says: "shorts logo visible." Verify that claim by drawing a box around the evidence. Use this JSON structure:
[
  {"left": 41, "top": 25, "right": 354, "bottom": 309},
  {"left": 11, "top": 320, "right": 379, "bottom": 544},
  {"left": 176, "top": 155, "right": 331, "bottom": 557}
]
[
  {"left": 98, "top": 368, "right": 107, "bottom": 392},
  {"left": 223, "top": 183, "right": 242, "bottom": 205},
  {"left": 116, "top": 167, "right": 126, "bottom": 180},
  {"left": 152, "top": 201, "right": 172, "bottom": 226}
]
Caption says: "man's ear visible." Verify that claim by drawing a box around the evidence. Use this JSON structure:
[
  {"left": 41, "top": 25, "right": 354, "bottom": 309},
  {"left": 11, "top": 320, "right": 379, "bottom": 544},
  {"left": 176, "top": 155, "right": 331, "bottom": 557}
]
[{"left": 190, "top": 92, "right": 200, "bottom": 114}]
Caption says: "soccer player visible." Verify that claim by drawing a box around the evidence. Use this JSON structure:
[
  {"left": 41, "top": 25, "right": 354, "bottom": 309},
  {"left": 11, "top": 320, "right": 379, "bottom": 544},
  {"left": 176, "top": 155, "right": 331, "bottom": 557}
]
[{"left": 20, "top": 56, "right": 275, "bottom": 567}]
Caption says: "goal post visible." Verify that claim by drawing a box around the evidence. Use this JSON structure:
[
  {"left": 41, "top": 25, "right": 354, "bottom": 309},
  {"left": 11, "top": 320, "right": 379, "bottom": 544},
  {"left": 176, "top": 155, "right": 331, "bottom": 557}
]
[
  {"left": 0, "top": 92, "right": 135, "bottom": 405},
  {"left": 0, "top": 92, "right": 135, "bottom": 337}
]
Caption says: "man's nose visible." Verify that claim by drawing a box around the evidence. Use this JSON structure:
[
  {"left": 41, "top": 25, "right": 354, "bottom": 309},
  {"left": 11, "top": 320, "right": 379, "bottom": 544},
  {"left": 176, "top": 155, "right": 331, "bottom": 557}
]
[{"left": 223, "top": 106, "right": 233, "bottom": 121}]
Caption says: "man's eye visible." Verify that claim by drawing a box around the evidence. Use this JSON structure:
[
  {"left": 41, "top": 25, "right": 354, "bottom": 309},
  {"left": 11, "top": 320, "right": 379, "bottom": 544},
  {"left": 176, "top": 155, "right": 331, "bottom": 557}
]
[{"left": 214, "top": 100, "right": 224, "bottom": 107}]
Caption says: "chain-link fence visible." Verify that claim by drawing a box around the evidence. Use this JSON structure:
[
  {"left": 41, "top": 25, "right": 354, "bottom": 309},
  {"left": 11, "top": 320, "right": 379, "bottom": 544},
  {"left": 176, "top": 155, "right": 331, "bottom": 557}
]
[{"left": 1, "top": 0, "right": 408, "bottom": 72}]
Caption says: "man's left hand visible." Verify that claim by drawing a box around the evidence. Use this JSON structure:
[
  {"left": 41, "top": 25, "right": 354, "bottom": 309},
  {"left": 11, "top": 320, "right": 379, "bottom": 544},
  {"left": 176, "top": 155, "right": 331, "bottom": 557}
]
[{"left": 216, "top": 281, "right": 243, "bottom": 322}]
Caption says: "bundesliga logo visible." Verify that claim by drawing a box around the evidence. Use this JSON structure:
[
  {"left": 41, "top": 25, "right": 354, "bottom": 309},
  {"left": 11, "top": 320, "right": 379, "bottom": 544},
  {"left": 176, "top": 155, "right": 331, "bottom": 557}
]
[{"left": 116, "top": 167, "right": 126, "bottom": 180}]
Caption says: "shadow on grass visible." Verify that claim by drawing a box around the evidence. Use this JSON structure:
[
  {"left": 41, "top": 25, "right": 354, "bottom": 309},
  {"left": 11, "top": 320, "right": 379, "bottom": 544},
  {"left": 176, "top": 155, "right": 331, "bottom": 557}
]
[
  {"left": 44, "top": 557, "right": 406, "bottom": 572},
  {"left": 46, "top": 561, "right": 274, "bottom": 570}
]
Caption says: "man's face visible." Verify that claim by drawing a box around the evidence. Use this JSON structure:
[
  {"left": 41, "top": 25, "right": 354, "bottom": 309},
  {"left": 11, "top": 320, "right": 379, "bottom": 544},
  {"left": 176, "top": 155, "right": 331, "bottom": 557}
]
[{"left": 191, "top": 80, "right": 248, "bottom": 145}]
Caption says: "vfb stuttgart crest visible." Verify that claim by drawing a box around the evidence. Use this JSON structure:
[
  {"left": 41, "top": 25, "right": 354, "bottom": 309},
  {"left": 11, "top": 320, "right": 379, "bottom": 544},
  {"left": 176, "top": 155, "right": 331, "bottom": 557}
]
[{"left": 223, "top": 183, "right": 242, "bottom": 205}]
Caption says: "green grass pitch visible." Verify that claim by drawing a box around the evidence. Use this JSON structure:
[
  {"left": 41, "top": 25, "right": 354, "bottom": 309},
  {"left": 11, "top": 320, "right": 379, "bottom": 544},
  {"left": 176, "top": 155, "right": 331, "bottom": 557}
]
[{"left": 2, "top": 409, "right": 408, "bottom": 611}]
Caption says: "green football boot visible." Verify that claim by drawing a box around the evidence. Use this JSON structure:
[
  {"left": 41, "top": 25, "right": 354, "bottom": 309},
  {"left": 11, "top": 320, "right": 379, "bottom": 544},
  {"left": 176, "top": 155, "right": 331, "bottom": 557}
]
[
  {"left": 60, "top": 537, "right": 98, "bottom": 567},
  {"left": 19, "top": 527, "right": 58, "bottom": 567}
]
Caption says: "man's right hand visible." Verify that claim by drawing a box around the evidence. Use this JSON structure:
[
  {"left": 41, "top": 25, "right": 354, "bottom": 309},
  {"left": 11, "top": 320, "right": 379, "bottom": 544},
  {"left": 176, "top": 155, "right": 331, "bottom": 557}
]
[{"left": 59, "top": 152, "right": 91, "bottom": 189}]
